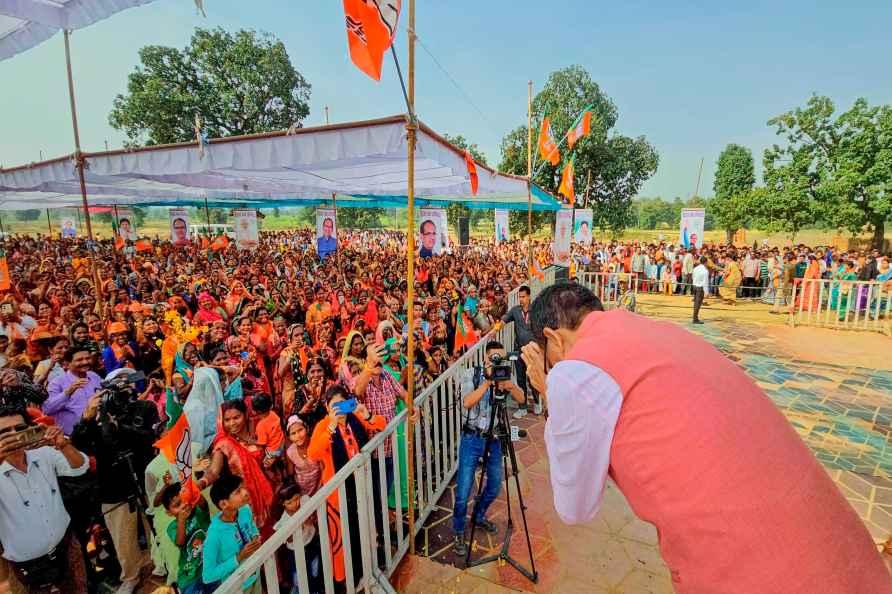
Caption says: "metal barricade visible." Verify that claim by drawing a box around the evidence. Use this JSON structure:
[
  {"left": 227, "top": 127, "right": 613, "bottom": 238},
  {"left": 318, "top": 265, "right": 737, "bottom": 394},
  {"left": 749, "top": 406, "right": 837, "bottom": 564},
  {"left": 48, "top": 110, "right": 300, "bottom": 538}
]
[
  {"left": 577, "top": 271, "right": 640, "bottom": 308},
  {"left": 215, "top": 294, "right": 523, "bottom": 594},
  {"left": 788, "top": 278, "right": 892, "bottom": 335}
]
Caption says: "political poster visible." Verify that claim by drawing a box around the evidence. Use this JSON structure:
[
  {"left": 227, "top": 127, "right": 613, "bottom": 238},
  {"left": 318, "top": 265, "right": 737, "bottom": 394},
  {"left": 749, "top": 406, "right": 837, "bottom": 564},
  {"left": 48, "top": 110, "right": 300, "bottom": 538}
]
[
  {"left": 233, "top": 209, "right": 259, "bottom": 249},
  {"left": 114, "top": 208, "right": 137, "bottom": 241},
  {"left": 60, "top": 214, "right": 77, "bottom": 238},
  {"left": 553, "top": 209, "right": 573, "bottom": 267},
  {"left": 573, "top": 209, "right": 593, "bottom": 245},
  {"left": 679, "top": 208, "right": 705, "bottom": 249},
  {"left": 418, "top": 207, "right": 444, "bottom": 258},
  {"left": 169, "top": 208, "right": 190, "bottom": 246},
  {"left": 316, "top": 208, "right": 337, "bottom": 259},
  {"left": 494, "top": 209, "right": 510, "bottom": 244}
]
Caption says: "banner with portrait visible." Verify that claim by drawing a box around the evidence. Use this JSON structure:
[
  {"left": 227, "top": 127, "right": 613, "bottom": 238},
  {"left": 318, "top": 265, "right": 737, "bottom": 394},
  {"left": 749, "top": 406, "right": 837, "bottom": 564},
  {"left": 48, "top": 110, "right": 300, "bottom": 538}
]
[
  {"left": 418, "top": 207, "right": 444, "bottom": 258},
  {"left": 60, "top": 214, "right": 77, "bottom": 238},
  {"left": 553, "top": 209, "right": 573, "bottom": 267},
  {"left": 233, "top": 209, "right": 259, "bottom": 250},
  {"left": 494, "top": 209, "right": 510, "bottom": 244},
  {"left": 679, "top": 208, "right": 705, "bottom": 249},
  {"left": 316, "top": 208, "right": 337, "bottom": 259},
  {"left": 114, "top": 207, "right": 137, "bottom": 241},
  {"left": 573, "top": 209, "right": 593, "bottom": 245},
  {"left": 169, "top": 208, "right": 190, "bottom": 246}
]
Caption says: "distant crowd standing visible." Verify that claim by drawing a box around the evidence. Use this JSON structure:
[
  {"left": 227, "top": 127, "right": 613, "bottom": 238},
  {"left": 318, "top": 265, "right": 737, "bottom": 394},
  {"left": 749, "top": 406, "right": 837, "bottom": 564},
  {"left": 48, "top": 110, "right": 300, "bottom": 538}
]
[
  {"left": 570, "top": 240, "right": 892, "bottom": 319},
  {"left": 0, "top": 229, "right": 534, "bottom": 594}
]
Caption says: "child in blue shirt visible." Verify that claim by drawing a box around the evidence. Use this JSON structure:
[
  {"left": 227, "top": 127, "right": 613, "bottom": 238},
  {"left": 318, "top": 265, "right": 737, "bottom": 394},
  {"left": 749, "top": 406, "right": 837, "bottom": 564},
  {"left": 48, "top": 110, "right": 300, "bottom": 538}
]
[{"left": 202, "top": 475, "right": 263, "bottom": 593}]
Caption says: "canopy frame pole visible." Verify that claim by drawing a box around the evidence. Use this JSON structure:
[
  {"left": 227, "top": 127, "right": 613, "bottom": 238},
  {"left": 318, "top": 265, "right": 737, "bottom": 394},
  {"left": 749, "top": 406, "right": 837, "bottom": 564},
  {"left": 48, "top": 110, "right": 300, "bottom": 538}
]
[
  {"left": 527, "top": 80, "right": 533, "bottom": 284},
  {"left": 204, "top": 196, "right": 212, "bottom": 234},
  {"left": 404, "top": 0, "right": 418, "bottom": 555},
  {"left": 46, "top": 209, "right": 52, "bottom": 236},
  {"left": 64, "top": 30, "right": 102, "bottom": 299}
]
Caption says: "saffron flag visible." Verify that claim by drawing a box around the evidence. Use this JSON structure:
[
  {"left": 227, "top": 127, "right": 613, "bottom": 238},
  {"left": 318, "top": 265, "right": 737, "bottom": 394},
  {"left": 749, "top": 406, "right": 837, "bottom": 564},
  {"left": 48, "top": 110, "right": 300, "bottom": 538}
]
[
  {"left": 210, "top": 235, "right": 229, "bottom": 251},
  {"left": 567, "top": 106, "right": 594, "bottom": 148},
  {"left": 529, "top": 257, "right": 545, "bottom": 281},
  {"left": 537, "top": 115, "right": 560, "bottom": 166},
  {"left": 344, "top": 0, "right": 401, "bottom": 81},
  {"left": 464, "top": 150, "right": 478, "bottom": 195},
  {"left": 154, "top": 413, "right": 202, "bottom": 505},
  {"left": 134, "top": 239, "right": 153, "bottom": 252},
  {"left": 453, "top": 303, "right": 479, "bottom": 354},
  {"left": 0, "top": 255, "right": 9, "bottom": 291},
  {"left": 114, "top": 235, "right": 125, "bottom": 250},
  {"left": 558, "top": 156, "right": 576, "bottom": 206}
]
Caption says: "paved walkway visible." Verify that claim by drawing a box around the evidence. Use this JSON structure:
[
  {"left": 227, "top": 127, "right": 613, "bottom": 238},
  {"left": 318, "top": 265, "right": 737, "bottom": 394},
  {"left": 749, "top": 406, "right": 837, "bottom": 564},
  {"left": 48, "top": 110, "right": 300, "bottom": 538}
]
[{"left": 393, "top": 311, "right": 892, "bottom": 593}]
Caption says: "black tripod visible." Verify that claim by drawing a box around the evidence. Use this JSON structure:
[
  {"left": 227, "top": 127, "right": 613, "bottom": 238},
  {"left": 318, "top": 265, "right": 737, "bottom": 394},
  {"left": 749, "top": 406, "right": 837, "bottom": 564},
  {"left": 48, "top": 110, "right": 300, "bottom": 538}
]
[{"left": 464, "top": 386, "right": 538, "bottom": 583}]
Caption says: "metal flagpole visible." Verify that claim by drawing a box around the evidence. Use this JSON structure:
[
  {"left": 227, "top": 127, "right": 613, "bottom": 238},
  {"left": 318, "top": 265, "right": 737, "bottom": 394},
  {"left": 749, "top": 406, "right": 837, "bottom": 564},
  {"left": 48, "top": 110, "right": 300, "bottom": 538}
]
[
  {"left": 64, "top": 30, "right": 102, "bottom": 298},
  {"left": 46, "top": 209, "right": 52, "bottom": 236},
  {"left": 204, "top": 196, "right": 212, "bottom": 232},
  {"left": 527, "top": 80, "right": 533, "bottom": 284},
  {"left": 404, "top": 0, "right": 418, "bottom": 554}
]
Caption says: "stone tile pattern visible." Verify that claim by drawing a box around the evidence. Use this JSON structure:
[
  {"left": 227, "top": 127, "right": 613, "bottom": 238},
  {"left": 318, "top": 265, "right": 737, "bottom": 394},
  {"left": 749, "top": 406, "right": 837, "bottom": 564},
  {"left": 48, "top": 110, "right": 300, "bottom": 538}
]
[{"left": 392, "top": 318, "right": 891, "bottom": 593}]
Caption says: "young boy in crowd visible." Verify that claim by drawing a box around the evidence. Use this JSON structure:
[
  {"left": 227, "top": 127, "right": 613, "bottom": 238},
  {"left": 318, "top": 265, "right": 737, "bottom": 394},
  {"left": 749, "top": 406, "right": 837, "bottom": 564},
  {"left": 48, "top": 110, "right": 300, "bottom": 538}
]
[
  {"left": 161, "top": 483, "right": 212, "bottom": 594},
  {"left": 203, "top": 476, "right": 263, "bottom": 593},
  {"left": 253, "top": 393, "right": 285, "bottom": 469},
  {"left": 273, "top": 483, "right": 322, "bottom": 594}
]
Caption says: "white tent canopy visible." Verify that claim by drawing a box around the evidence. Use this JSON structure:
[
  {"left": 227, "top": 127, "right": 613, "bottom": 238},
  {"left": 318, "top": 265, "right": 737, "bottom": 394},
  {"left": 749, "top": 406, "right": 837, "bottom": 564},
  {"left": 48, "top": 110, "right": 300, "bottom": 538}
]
[
  {"left": 0, "top": 115, "right": 561, "bottom": 211},
  {"left": 0, "top": 0, "right": 156, "bottom": 61}
]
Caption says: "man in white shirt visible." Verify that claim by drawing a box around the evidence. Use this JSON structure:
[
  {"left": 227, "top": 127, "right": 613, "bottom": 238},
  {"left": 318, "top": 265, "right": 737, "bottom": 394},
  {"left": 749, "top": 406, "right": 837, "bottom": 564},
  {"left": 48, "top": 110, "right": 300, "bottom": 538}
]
[
  {"left": 692, "top": 256, "right": 709, "bottom": 324},
  {"left": 0, "top": 406, "right": 90, "bottom": 593}
]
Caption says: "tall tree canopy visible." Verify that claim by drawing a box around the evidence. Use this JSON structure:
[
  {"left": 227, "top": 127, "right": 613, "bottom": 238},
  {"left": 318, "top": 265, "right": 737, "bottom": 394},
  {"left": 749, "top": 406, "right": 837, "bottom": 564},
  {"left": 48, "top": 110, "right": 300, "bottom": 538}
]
[
  {"left": 499, "top": 65, "right": 658, "bottom": 236},
  {"left": 110, "top": 28, "right": 312, "bottom": 146},
  {"left": 764, "top": 95, "right": 892, "bottom": 249},
  {"left": 712, "top": 144, "right": 755, "bottom": 241}
]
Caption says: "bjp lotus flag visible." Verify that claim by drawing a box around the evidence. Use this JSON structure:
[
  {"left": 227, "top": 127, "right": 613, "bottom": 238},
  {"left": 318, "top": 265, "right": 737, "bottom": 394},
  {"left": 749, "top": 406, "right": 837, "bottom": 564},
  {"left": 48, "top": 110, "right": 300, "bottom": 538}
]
[
  {"left": 344, "top": 0, "right": 401, "bottom": 81},
  {"left": 154, "top": 413, "right": 202, "bottom": 505},
  {"left": 529, "top": 257, "right": 545, "bottom": 281},
  {"left": 567, "top": 105, "right": 594, "bottom": 148},
  {"left": 134, "top": 239, "right": 153, "bottom": 252},
  {"left": 558, "top": 156, "right": 576, "bottom": 206},
  {"left": 210, "top": 235, "right": 229, "bottom": 251},
  {"left": 537, "top": 115, "right": 560, "bottom": 166},
  {"left": 464, "top": 150, "right": 479, "bottom": 196},
  {"left": 453, "top": 302, "right": 479, "bottom": 355}
]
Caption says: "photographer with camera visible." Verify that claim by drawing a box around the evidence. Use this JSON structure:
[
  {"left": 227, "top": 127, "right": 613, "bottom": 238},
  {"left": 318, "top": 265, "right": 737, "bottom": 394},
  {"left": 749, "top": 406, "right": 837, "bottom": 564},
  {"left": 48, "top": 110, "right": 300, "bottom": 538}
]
[
  {"left": 71, "top": 369, "right": 160, "bottom": 594},
  {"left": 0, "top": 404, "right": 90, "bottom": 594},
  {"left": 451, "top": 340, "right": 523, "bottom": 556}
]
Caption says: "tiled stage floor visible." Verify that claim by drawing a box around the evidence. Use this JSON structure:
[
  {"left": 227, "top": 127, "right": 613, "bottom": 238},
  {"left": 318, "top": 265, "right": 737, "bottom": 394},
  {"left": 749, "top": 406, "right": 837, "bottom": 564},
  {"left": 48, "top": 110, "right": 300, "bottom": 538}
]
[{"left": 392, "top": 316, "right": 892, "bottom": 593}]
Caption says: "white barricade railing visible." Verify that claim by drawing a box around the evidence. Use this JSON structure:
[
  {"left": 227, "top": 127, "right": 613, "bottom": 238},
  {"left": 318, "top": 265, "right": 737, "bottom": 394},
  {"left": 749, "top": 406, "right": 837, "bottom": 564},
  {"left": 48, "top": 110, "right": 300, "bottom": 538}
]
[
  {"left": 578, "top": 271, "right": 640, "bottom": 308},
  {"left": 789, "top": 278, "right": 892, "bottom": 335},
  {"left": 216, "top": 289, "right": 526, "bottom": 594}
]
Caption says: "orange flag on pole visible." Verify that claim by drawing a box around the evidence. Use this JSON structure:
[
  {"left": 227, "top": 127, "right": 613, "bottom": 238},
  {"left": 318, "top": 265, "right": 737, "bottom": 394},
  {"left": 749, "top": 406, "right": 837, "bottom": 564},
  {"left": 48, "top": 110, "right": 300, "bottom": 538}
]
[
  {"left": 464, "top": 150, "right": 478, "bottom": 196},
  {"left": 537, "top": 115, "right": 560, "bottom": 166},
  {"left": 114, "top": 235, "right": 125, "bottom": 250},
  {"left": 343, "top": 0, "right": 401, "bottom": 81},
  {"left": 567, "top": 105, "right": 593, "bottom": 148},
  {"left": 154, "top": 413, "right": 202, "bottom": 505},
  {"left": 558, "top": 156, "right": 576, "bottom": 206},
  {"left": 134, "top": 239, "right": 153, "bottom": 252},
  {"left": 529, "top": 257, "right": 545, "bottom": 281},
  {"left": 210, "top": 235, "right": 229, "bottom": 251}
]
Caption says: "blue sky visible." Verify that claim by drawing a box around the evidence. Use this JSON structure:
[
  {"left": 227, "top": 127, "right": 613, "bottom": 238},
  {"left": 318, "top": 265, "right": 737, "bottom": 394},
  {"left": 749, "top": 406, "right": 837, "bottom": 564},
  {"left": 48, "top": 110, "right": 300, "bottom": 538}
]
[{"left": 2, "top": 0, "right": 890, "bottom": 199}]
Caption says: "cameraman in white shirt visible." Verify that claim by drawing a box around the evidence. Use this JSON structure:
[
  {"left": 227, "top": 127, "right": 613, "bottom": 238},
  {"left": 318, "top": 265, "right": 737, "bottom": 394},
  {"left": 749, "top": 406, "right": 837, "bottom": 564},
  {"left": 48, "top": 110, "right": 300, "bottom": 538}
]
[{"left": 692, "top": 256, "right": 709, "bottom": 325}]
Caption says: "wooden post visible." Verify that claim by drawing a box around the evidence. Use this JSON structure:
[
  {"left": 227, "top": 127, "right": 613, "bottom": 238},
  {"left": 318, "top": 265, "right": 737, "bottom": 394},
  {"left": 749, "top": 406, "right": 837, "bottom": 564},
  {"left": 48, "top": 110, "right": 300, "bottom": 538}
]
[
  {"left": 204, "top": 196, "right": 212, "bottom": 233},
  {"left": 46, "top": 209, "right": 52, "bottom": 236},
  {"left": 404, "top": 0, "right": 417, "bottom": 554},
  {"left": 527, "top": 80, "right": 533, "bottom": 284},
  {"left": 64, "top": 30, "right": 102, "bottom": 298}
]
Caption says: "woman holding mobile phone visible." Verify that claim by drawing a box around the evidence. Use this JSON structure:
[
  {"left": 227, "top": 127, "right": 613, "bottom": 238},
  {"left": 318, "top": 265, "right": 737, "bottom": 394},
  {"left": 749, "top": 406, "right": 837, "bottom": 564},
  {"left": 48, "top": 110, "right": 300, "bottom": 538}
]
[{"left": 308, "top": 385, "right": 385, "bottom": 585}]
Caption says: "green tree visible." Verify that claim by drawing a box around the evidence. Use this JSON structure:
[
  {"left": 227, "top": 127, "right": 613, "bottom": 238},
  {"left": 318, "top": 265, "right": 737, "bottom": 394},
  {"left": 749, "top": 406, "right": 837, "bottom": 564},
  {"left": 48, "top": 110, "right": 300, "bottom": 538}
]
[
  {"left": 712, "top": 144, "right": 755, "bottom": 242},
  {"left": 338, "top": 208, "right": 384, "bottom": 230},
  {"left": 442, "top": 134, "right": 488, "bottom": 232},
  {"left": 500, "top": 66, "right": 658, "bottom": 236},
  {"left": 14, "top": 210, "right": 41, "bottom": 221},
  {"left": 498, "top": 126, "right": 552, "bottom": 235},
  {"left": 765, "top": 96, "right": 892, "bottom": 249},
  {"left": 110, "top": 27, "right": 311, "bottom": 145}
]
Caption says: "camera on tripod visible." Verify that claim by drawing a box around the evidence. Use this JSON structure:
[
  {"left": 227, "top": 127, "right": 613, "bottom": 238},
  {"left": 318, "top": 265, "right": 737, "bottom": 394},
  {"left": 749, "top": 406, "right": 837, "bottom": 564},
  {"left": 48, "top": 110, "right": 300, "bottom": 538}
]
[
  {"left": 96, "top": 369, "right": 158, "bottom": 436},
  {"left": 484, "top": 352, "right": 519, "bottom": 400}
]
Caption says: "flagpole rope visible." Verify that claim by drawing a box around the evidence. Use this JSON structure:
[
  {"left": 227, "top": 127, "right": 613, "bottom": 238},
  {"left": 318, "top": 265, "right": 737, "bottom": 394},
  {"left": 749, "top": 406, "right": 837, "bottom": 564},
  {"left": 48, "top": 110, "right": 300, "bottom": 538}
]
[
  {"left": 411, "top": 32, "right": 502, "bottom": 138},
  {"left": 390, "top": 44, "right": 415, "bottom": 122}
]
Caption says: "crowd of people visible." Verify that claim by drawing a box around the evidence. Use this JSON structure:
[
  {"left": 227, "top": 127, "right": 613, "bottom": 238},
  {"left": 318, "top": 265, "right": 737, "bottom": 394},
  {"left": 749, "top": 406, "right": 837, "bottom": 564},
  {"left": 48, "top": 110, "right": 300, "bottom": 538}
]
[
  {"left": 0, "top": 224, "right": 889, "bottom": 594},
  {"left": 571, "top": 240, "right": 892, "bottom": 316},
  {"left": 0, "top": 228, "right": 535, "bottom": 594}
]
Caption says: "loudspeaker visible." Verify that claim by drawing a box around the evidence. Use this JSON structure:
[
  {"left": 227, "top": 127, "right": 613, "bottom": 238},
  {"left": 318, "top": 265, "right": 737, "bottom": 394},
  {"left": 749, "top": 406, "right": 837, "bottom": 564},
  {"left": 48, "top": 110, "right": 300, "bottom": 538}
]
[{"left": 458, "top": 217, "right": 470, "bottom": 246}]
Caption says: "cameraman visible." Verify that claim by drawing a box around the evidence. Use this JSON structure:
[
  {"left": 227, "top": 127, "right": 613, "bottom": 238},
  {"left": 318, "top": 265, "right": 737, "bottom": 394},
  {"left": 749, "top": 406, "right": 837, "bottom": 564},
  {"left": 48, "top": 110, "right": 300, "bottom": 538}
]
[
  {"left": 71, "top": 370, "right": 159, "bottom": 594},
  {"left": 451, "top": 341, "right": 523, "bottom": 557}
]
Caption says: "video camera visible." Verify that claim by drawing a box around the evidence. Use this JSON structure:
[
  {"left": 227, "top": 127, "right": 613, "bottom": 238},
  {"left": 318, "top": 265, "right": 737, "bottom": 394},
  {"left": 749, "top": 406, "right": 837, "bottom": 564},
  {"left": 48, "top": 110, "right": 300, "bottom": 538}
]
[
  {"left": 485, "top": 352, "right": 519, "bottom": 384},
  {"left": 96, "top": 369, "right": 159, "bottom": 438}
]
